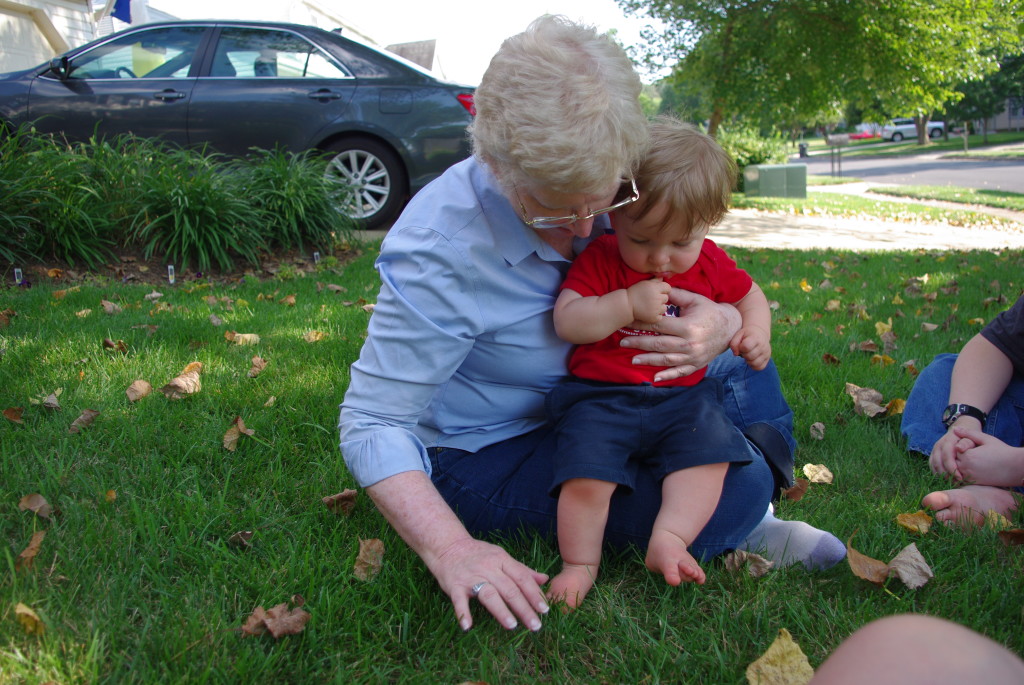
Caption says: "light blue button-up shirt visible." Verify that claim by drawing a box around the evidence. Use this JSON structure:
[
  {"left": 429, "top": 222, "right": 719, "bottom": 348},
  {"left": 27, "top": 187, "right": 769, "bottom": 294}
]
[{"left": 339, "top": 157, "right": 604, "bottom": 487}]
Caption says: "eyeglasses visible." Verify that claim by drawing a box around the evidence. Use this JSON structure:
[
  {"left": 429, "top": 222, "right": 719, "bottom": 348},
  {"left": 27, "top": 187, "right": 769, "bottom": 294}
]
[{"left": 516, "top": 176, "right": 639, "bottom": 229}]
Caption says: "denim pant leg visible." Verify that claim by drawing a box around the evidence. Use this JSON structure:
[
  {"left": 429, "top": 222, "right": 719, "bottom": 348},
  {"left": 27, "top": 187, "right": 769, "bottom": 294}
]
[
  {"left": 706, "top": 353, "right": 797, "bottom": 455},
  {"left": 902, "top": 352, "right": 1024, "bottom": 455},
  {"left": 428, "top": 424, "right": 773, "bottom": 560}
]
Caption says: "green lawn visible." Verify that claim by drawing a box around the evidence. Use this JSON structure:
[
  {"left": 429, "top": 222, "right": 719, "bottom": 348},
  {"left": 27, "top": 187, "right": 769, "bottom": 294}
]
[
  {"left": 2, "top": 245, "right": 1023, "bottom": 682},
  {"left": 867, "top": 186, "right": 1024, "bottom": 213},
  {"left": 800, "top": 131, "right": 1024, "bottom": 159}
]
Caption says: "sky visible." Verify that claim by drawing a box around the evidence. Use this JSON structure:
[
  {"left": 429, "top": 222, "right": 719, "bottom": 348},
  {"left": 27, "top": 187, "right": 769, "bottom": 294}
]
[{"left": 155, "top": 0, "right": 666, "bottom": 85}]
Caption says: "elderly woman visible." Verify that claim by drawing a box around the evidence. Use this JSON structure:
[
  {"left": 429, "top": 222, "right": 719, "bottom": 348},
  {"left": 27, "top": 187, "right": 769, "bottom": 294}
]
[{"left": 340, "top": 15, "right": 842, "bottom": 633}]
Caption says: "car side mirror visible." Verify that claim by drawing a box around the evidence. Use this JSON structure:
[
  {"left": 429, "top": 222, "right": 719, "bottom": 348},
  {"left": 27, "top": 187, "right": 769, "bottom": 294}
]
[{"left": 49, "top": 56, "right": 70, "bottom": 80}]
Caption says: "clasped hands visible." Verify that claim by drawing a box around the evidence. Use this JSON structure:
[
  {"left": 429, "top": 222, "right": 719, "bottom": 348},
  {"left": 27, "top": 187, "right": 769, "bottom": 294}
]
[{"left": 930, "top": 422, "right": 1024, "bottom": 487}]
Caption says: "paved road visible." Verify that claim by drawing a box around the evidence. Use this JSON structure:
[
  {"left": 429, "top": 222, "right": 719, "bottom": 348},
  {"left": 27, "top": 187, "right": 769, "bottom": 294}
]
[{"left": 794, "top": 145, "right": 1024, "bottom": 193}]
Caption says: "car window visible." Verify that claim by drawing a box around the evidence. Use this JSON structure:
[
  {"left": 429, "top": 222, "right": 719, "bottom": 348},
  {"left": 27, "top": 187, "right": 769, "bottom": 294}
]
[
  {"left": 67, "top": 26, "right": 205, "bottom": 80},
  {"left": 209, "top": 27, "right": 352, "bottom": 79}
]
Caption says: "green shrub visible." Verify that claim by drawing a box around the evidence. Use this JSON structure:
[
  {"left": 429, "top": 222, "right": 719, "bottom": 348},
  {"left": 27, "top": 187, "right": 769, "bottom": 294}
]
[
  {"left": 240, "top": 148, "right": 354, "bottom": 254},
  {"left": 716, "top": 125, "right": 790, "bottom": 191},
  {"left": 0, "top": 125, "right": 46, "bottom": 265},
  {"left": 129, "top": 148, "right": 265, "bottom": 272}
]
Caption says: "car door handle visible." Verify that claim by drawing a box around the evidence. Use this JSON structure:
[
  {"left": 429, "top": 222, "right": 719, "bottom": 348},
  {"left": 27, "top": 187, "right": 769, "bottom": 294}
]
[
  {"left": 154, "top": 90, "right": 186, "bottom": 101},
  {"left": 307, "top": 89, "right": 343, "bottom": 100}
]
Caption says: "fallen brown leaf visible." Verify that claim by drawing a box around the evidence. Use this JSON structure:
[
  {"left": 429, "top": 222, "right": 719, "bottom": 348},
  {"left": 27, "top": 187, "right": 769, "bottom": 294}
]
[
  {"left": 809, "top": 422, "right": 825, "bottom": 441},
  {"left": 15, "top": 603, "right": 44, "bottom": 635},
  {"left": 279, "top": 294, "right": 297, "bottom": 306},
  {"left": 16, "top": 530, "right": 46, "bottom": 571},
  {"left": 354, "top": 538, "right": 385, "bottom": 581},
  {"left": 223, "top": 416, "right": 255, "bottom": 452},
  {"left": 303, "top": 330, "right": 326, "bottom": 343},
  {"left": 248, "top": 356, "right": 267, "bottom": 378},
  {"left": 69, "top": 408, "right": 100, "bottom": 433},
  {"left": 102, "top": 338, "right": 128, "bottom": 354},
  {"left": 101, "top": 299, "right": 122, "bottom": 315},
  {"left": 228, "top": 531, "right": 254, "bottom": 549},
  {"left": 3, "top": 407, "right": 24, "bottom": 424},
  {"left": 887, "top": 543, "right": 932, "bottom": 589},
  {"left": 41, "top": 392, "right": 61, "bottom": 410},
  {"left": 125, "top": 380, "right": 153, "bottom": 402},
  {"left": 997, "top": 529, "right": 1024, "bottom": 546},
  {"left": 745, "top": 628, "right": 814, "bottom": 685},
  {"left": 209, "top": 314, "right": 224, "bottom": 326},
  {"left": 159, "top": 362, "right": 203, "bottom": 399},
  {"left": 241, "top": 602, "right": 311, "bottom": 638},
  {"left": 144, "top": 291, "right": 163, "bottom": 301},
  {"left": 105, "top": 489, "right": 117, "bottom": 503},
  {"left": 323, "top": 489, "right": 358, "bottom": 515},
  {"left": 782, "top": 478, "right": 810, "bottom": 502},
  {"left": 896, "top": 510, "right": 933, "bottom": 535},
  {"left": 18, "top": 493, "right": 52, "bottom": 520},
  {"left": 885, "top": 398, "right": 906, "bottom": 415},
  {"left": 846, "top": 534, "right": 889, "bottom": 585},
  {"left": 225, "top": 331, "right": 261, "bottom": 346},
  {"left": 821, "top": 353, "right": 840, "bottom": 366},
  {"left": 802, "top": 463, "right": 833, "bottom": 484},
  {"left": 985, "top": 509, "right": 1012, "bottom": 530},
  {"left": 845, "top": 383, "right": 886, "bottom": 417},
  {"left": 723, "top": 549, "right": 775, "bottom": 578}
]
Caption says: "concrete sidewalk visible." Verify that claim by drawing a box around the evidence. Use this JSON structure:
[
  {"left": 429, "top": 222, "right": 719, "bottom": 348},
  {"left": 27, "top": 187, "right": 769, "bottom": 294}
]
[{"left": 713, "top": 183, "right": 1024, "bottom": 251}]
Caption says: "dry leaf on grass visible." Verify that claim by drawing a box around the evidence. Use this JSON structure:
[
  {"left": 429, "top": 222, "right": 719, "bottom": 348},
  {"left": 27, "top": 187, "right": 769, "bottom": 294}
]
[
  {"left": 884, "top": 398, "right": 906, "bottom": 415},
  {"left": 802, "top": 463, "right": 833, "bottom": 484},
  {"left": 225, "top": 331, "right": 261, "bottom": 346},
  {"left": 4, "top": 407, "right": 24, "bottom": 424},
  {"left": 323, "top": 489, "right": 358, "bottom": 515},
  {"left": 821, "top": 353, "right": 840, "bottom": 366},
  {"left": 279, "top": 294, "right": 297, "bottom": 306},
  {"left": 354, "top": 538, "right": 385, "bottom": 581},
  {"left": 997, "top": 529, "right": 1024, "bottom": 546},
  {"left": 887, "top": 543, "right": 933, "bottom": 589},
  {"left": 241, "top": 602, "right": 311, "bottom": 638},
  {"left": 782, "top": 479, "right": 809, "bottom": 502},
  {"left": 303, "top": 330, "right": 326, "bottom": 343},
  {"left": 228, "top": 531, "right": 254, "bottom": 549},
  {"left": 159, "top": 362, "right": 203, "bottom": 399},
  {"left": 846, "top": 534, "right": 889, "bottom": 586},
  {"left": 69, "top": 408, "right": 100, "bottom": 433},
  {"left": 362, "top": 303, "right": 375, "bottom": 313},
  {"left": 16, "top": 530, "right": 45, "bottom": 571},
  {"left": 209, "top": 314, "right": 224, "bottom": 327},
  {"left": 723, "top": 549, "right": 775, "bottom": 578},
  {"left": 844, "top": 383, "right": 886, "bottom": 417},
  {"left": 985, "top": 510, "right": 1013, "bottom": 530},
  {"left": 105, "top": 489, "right": 117, "bottom": 503},
  {"left": 41, "top": 392, "right": 61, "bottom": 410},
  {"left": 745, "top": 628, "right": 814, "bottom": 685},
  {"left": 809, "top": 422, "right": 825, "bottom": 440},
  {"left": 263, "top": 396, "right": 276, "bottom": 407},
  {"left": 125, "top": 380, "right": 152, "bottom": 402},
  {"left": 19, "top": 493, "right": 52, "bottom": 519},
  {"left": 223, "top": 416, "right": 255, "bottom": 452},
  {"left": 896, "top": 510, "right": 933, "bottom": 535},
  {"left": 248, "top": 356, "right": 267, "bottom": 378},
  {"left": 101, "top": 299, "right": 122, "bottom": 314},
  {"left": 102, "top": 338, "right": 128, "bottom": 354},
  {"left": 15, "top": 603, "right": 44, "bottom": 635}
]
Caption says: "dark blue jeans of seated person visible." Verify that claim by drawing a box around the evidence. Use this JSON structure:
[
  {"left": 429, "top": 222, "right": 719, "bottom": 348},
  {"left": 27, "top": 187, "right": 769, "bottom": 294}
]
[
  {"left": 427, "top": 352, "right": 788, "bottom": 560},
  {"left": 901, "top": 352, "right": 1024, "bottom": 494}
]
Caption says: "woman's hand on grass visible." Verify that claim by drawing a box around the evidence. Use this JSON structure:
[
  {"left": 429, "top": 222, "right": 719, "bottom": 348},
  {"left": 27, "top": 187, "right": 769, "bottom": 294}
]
[{"left": 430, "top": 537, "right": 550, "bottom": 633}]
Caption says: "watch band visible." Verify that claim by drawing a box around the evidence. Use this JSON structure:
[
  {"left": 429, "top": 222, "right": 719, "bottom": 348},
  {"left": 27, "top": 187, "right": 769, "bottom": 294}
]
[{"left": 942, "top": 403, "right": 987, "bottom": 428}]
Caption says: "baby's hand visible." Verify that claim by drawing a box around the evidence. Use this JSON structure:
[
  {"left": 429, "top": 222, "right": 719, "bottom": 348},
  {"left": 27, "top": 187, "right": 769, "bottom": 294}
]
[
  {"left": 729, "top": 325, "right": 771, "bottom": 370},
  {"left": 627, "top": 278, "right": 671, "bottom": 324}
]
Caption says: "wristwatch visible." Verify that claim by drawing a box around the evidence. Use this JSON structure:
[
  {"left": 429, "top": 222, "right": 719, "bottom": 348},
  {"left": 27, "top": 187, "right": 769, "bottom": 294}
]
[{"left": 941, "top": 403, "right": 987, "bottom": 429}]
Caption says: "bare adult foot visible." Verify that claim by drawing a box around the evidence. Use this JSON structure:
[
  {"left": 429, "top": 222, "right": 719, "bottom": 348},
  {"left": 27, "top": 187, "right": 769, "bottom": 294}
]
[
  {"left": 645, "top": 528, "right": 705, "bottom": 586},
  {"left": 546, "top": 563, "right": 597, "bottom": 610},
  {"left": 922, "top": 485, "right": 1020, "bottom": 527}
]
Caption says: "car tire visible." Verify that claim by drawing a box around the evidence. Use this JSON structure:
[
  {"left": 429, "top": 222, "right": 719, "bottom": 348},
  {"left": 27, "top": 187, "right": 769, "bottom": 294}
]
[
  {"left": 891, "top": 132, "right": 903, "bottom": 142},
  {"left": 324, "top": 138, "right": 407, "bottom": 230},
  {"left": 929, "top": 128, "right": 942, "bottom": 139}
]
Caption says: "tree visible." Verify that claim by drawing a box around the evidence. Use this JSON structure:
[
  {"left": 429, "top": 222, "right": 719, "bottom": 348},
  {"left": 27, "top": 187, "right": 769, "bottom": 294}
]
[{"left": 620, "top": 0, "right": 1024, "bottom": 141}]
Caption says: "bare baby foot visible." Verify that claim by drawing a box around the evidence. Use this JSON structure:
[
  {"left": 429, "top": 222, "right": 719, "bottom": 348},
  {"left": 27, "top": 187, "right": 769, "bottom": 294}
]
[
  {"left": 922, "top": 485, "right": 1020, "bottom": 528},
  {"left": 546, "top": 563, "right": 597, "bottom": 610},
  {"left": 645, "top": 528, "right": 706, "bottom": 586}
]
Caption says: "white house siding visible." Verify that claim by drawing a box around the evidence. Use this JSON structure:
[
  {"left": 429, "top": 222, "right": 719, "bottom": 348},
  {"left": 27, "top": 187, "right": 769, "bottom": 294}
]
[{"left": 0, "top": 0, "right": 94, "bottom": 73}]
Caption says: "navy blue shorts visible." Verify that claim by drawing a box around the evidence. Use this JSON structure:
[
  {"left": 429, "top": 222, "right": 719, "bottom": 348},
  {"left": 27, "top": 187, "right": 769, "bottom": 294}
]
[{"left": 545, "top": 377, "right": 753, "bottom": 495}]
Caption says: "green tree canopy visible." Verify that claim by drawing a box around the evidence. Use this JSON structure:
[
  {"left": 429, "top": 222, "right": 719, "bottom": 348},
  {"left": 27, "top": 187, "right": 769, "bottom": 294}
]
[{"left": 621, "top": 0, "right": 1023, "bottom": 140}]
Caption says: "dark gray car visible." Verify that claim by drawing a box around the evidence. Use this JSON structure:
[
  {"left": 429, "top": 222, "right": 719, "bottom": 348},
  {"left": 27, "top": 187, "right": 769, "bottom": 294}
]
[{"left": 0, "top": 20, "right": 476, "bottom": 229}]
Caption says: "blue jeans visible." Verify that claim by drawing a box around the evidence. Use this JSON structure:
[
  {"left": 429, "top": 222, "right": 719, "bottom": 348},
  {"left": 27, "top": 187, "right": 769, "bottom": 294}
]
[
  {"left": 901, "top": 353, "right": 1024, "bottom": 493},
  {"left": 428, "top": 353, "right": 793, "bottom": 560}
]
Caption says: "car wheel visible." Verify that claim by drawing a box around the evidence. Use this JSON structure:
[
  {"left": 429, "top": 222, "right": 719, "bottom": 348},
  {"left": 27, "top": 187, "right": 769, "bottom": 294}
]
[
  {"left": 891, "top": 132, "right": 903, "bottom": 142},
  {"left": 324, "top": 138, "right": 407, "bottom": 230},
  {"left": 929, "top": 128, "right": 941, "bottom": 139}
]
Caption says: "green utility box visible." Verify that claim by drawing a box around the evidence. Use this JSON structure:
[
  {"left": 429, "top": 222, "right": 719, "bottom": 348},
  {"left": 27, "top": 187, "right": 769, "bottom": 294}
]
[{"left": 743, "top": 163, "right": 807, "bottom": 198}]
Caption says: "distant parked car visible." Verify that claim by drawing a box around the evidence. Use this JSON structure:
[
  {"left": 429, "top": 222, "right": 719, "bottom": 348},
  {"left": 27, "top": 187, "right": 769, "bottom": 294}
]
[
  {"left": 880, "top": 118, "right": 944, "bottom": 142},
  {"left": 849, "top": 130, "right": 879, "bottom": 140},
  {"left": 0, "top": 20, "right": 476, "bottom": 229}
]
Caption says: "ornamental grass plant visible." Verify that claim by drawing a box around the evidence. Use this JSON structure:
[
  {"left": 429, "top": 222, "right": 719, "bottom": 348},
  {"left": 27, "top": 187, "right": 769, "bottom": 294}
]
[{"left": 2, "top": 243, "right": 1022, "bottom": 683}]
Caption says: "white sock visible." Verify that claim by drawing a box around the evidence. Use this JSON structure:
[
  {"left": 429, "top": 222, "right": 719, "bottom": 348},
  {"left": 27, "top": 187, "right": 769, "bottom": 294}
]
[{"left": 740, "top": 504, "right": 846, "bottom": 570}]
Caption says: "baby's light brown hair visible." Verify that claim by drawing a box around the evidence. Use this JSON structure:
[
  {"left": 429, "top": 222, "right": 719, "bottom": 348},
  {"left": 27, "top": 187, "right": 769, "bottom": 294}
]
[{"left": 625, "top": 116, "right": 737, "bottom": 237}]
